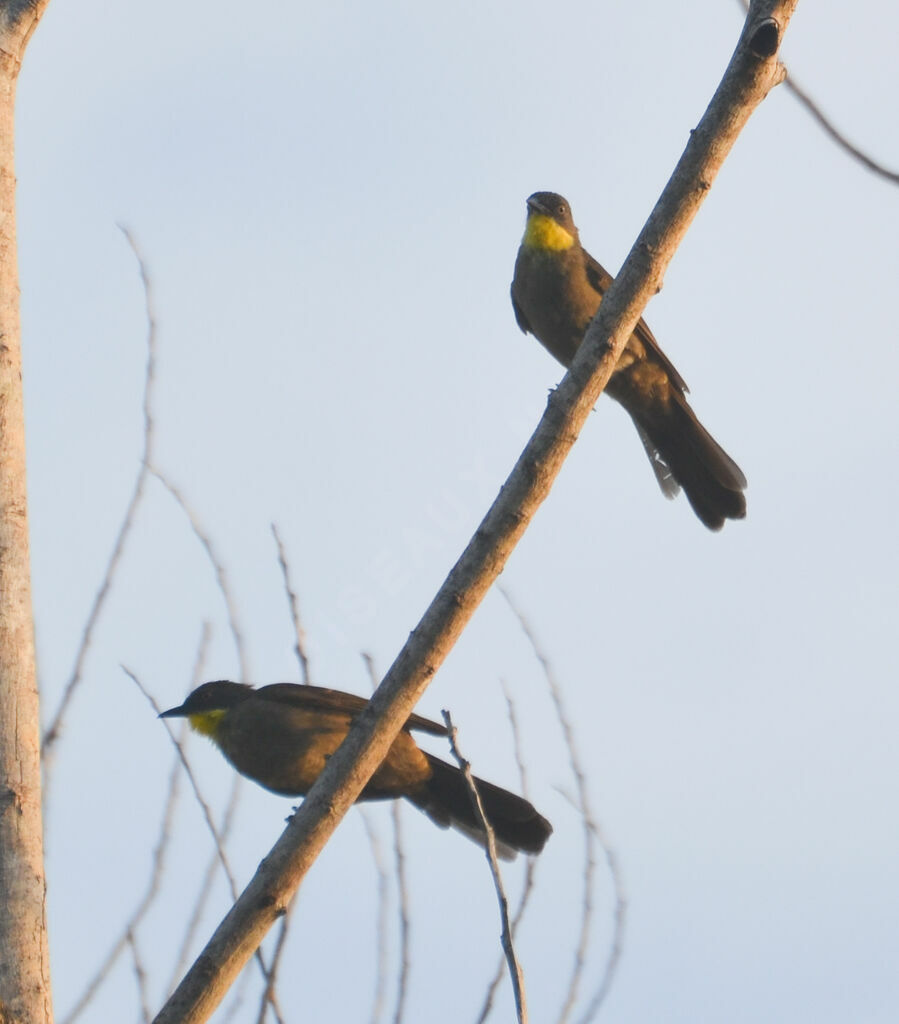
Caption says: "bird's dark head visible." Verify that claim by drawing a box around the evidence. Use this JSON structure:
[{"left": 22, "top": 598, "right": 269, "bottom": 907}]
[
  {"left": 522, "top": 191, "right": 578, "bottom": 250},
  {"left": 159, "top": 680, "right": 254, "bottom": 737}
]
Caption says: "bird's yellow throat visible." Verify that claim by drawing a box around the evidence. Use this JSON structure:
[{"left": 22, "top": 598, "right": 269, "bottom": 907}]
[
  {"left": 187, "top": 708, "right": 227, "bottom": 738},
  {"left": 522, "top": 213, "right": 575, "bottom": 251}
]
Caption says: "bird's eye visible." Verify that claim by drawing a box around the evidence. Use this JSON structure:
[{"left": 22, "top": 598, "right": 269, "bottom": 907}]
[{"left": 558, "top": 204, "right": 567, "bottom": 215}]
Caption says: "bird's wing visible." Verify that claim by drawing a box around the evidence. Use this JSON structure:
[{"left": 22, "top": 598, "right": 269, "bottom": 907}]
[
  {"left": 255, "top": 683, "right": 448, "bottom": 736},
  {"left": 583, "top": 250, "right": 690, "bottom": 395},
  {"left": 510, "top": 285, "right": 533, "bottom": 335}
]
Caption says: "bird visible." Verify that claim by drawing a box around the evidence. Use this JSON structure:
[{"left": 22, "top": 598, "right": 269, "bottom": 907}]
[
  {"left": 511, "top": 190, "right": 747, "bottom": 530},
  {"left": 160, "top": 680, "right": 552, "bottom": 858}
]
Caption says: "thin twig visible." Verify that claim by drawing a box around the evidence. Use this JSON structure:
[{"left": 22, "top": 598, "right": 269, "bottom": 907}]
[
  {"left": 129, "top": 673, "right": 248, "bottom": 976},
  {"left": 167, "top": 776, "right": 243, "bottom": 990},
  {"left": 251, "top": 528, "right": 310, "bottom": 1020},
  {"left": 125, "top": 667, "right": 239, "bottom": 898},
  {"left": 127, "top": 929, "right": 153, "bottom": 1024},
  {"left": 271, "top": 523, "right": 312, "bottom": 684},
  {"left": 500, "top": 588, "right": 626, "bottom": 1023},
  {"left": 133, "top": 666, "right": 283, "bottom": 1018},
  {"left": 144, "top": 481, "right": 282, "bottom": 1001},
  {"left": 63, "top": 749, "right": 178, "bottom": 1023},
  {"left": 254, "top": 912, "right": 292, "bottom": 1024},
  {"left": 360, "top": 811, "right": 390, "bottom": 1024},
  {"left": 151, "top": 448, "right": 255, "bottom": 992},
  {"left": 784, "top": 71, "right": 899, "bottom": 184},
  {"left": 362, "top": 652, "right": 410, "bottom": 1024},
  {"left": 164, "top": 627, "right": 238, "bottom": 992},
  {"left": 61, "top": 716, "right": 184, "bottom": 1024},
  {"left": 566, "top": 792, "right": 627, "bottom": 1024},
  {"left": 150, "top": 468, "right": 249, "bottom": 681},
  {"left": 62, "top": 627, "right": 211, "bottom": 1024},
  {"left": 389, "top": 802, "right": 411, "bottom": 1024},
  {"left": 475, "top": 685, "right": 539, "bottom": 1024},
  {"left": 499, "top": 589, "right": 592, "bottom": 1022},
  {"left": 42, "top": 226, "right": 158, "bottom": 774},
  {"left": 442, "top": 711, "right": 527, "bottom": 1024}
]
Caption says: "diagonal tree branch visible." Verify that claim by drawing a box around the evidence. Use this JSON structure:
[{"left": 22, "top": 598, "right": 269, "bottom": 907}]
[{"left": 153, "top": 5, "right": 797, "bottom": 1021}]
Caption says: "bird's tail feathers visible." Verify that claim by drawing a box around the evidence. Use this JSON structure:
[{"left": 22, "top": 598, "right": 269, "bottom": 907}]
[
  {"left": 406, "top": 754, "right": 552, "bottom": 859},
  {"left": 635, "top": 394, "right": 746, "bottom": 530}
]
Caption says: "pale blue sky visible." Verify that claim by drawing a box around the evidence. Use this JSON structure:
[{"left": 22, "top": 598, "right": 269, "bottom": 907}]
[{"left": 18, "top": 2, "right": 899, "bottom": 1021}]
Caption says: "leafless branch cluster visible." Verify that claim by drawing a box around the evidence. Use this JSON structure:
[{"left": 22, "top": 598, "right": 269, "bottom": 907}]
[{"left": 44, "top": 236, "right": 623, "bottom": 1024}]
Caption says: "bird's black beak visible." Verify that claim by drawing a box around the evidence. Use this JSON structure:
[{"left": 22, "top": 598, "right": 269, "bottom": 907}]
[
  {"left": 526, "top": 194, "right": 549, "bottom": 216},
  {"left": 159, "top": 704, "right": 187, "bottom": 719}
]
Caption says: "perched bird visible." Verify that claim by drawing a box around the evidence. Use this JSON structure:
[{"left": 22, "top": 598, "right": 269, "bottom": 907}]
[
  {"left": 511, "top": 191, "right": 747, "bottom": 530},
  {"left": 160, "top": 680, "right": 552, "bottom": 858}
]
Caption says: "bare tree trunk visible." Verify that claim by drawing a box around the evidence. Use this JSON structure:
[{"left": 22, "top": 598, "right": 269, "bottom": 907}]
[{"left": 0, "top": 3, "right": 53, "bottom": 1022}]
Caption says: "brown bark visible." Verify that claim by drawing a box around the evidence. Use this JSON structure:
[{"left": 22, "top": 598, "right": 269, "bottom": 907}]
[{"left": 0, "top": 2, "right": 54, "bottom": 1022}]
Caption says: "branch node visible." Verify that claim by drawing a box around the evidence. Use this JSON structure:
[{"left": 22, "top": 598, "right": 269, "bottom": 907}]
[{"left": 257, "top": 892, "right": 278, "bottom": 912}]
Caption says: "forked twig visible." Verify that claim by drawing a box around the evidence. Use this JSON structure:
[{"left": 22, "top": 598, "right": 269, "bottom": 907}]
[
  {"left": 126, "top": 929, "right": 152, "bottom": 1024},
  {"left": 271, "top": 523, "right": 312, "bottom": 684}
]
